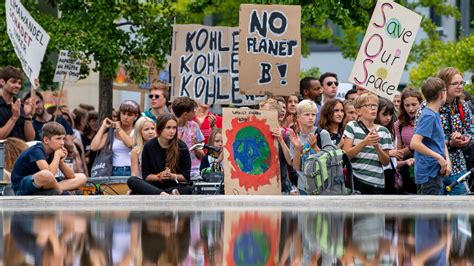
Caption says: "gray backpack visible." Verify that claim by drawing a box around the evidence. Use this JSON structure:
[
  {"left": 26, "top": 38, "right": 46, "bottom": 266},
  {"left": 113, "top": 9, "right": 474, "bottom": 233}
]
[{"left": 303, "top": 143, "right": 355, "bottom": 195}]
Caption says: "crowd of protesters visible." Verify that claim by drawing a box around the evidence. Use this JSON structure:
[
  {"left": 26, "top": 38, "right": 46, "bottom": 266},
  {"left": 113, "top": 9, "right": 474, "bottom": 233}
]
[{"left": 0, "top": 65, "right": 473, "bottom": 196}]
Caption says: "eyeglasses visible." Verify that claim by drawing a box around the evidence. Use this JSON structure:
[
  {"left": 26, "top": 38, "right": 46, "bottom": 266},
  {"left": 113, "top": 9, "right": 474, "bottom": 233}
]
[
  {"left": 449, "top": 81, "right": 466, "bottom": 87},
  {"left": 361, "top": 104, "right": 378, "bottom": 109},
  {"left": 148, "top": 94, "right": 161, "bottom": 99},
  {"left": 326, "top": 81, "right": 339, "bottom": 87}
]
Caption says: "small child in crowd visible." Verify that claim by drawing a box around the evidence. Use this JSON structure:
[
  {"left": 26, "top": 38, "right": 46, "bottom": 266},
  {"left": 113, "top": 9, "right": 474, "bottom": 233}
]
[
  {"left": 342, "top": 93, "right": 393, "bottom": 194},
  {"left": 200, "top": 128, "right": 223, "bottom": 176},
  {"left": 11, "top": 122, "right": 87, "bottom": 195},
  {"left": 131, "top": 117, "right": 156, "bottom": 177},
  {"left": 410, "top": 77, "right": 451, "bottom": 195}
]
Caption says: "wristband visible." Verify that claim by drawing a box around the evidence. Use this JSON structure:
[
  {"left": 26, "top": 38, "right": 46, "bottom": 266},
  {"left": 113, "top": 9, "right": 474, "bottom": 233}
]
[{"left": 24, "top": 117, "right": 32, "bottom": 121}]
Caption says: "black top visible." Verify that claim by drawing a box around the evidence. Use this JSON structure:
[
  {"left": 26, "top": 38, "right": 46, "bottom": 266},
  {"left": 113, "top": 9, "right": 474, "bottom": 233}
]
[
  {"left": 0, "top": 96, "right": 27, "bottom": 140},
  {"left": 141, "top": 138, "right": 191, "bottom": 187}
]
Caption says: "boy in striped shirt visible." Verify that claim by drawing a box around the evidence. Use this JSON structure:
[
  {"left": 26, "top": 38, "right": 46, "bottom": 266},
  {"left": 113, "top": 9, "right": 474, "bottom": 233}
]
[{"left": 342, "top": 93, "right": 393, "bottom": 194}]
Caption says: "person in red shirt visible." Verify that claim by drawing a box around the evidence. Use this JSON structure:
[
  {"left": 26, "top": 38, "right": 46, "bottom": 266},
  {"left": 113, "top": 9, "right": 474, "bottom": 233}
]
[{"left": 194, "top": 102, "right": 222, "bottom": 144}]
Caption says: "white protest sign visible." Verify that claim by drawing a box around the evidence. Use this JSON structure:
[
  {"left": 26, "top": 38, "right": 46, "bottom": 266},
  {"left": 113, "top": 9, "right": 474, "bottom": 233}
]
[
  {"left": 171, "top": 24, "right": 265, "bottom": 105},
  {"left": 5, "top": 0, "right": 50, "bottom": 85},
  {"left": 348, "top": 0, "right": 421, "bottom": 100},
  {"left": 53, "top": 50, "right": 81, "bottom": 82}
]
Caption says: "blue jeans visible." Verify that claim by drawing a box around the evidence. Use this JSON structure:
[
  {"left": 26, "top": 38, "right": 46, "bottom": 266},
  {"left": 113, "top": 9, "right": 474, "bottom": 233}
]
[
  {"left": 112, "top": 166, "right": 131, "bottom": 177},
  {"left": 442, "top": 172, "right": 469, "bottom": 195}
]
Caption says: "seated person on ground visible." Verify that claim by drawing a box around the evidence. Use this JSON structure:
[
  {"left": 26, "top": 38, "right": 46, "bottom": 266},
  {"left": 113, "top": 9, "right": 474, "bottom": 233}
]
[{"left": 11, "top": 122, "right": 87, "bottom": 195}]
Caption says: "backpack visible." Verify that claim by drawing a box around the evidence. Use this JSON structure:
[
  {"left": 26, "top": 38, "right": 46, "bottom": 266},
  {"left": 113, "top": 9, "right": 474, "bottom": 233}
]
[{"left": 303, "top": 142, "right": 355, "bottom": 195}]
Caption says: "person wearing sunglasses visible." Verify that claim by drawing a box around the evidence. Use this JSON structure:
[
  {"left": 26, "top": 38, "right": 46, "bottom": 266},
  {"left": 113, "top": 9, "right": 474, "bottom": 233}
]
[
  {"left": 142, "top": 82, "right": 170, "bottom": 124},
  {"left": 319, "top": 72, "right": 339, "bottom": 106}
]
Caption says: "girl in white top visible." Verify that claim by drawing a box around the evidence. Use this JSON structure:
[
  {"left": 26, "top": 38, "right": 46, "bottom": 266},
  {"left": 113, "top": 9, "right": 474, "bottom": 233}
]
[
  {"left": 91, "top": 100, "right": 139, "bottom": 176},
  {"left": 131, "top": 117, "right": 156, "bottom": 177}
]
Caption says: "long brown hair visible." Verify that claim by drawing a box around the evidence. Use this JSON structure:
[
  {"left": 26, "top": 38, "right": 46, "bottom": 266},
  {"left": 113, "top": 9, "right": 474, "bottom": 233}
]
[
  {"left": 156, "top": 113, "right": 179, "bottom": 172},
  {"left": 398, "top": 88, "right": 423, "bottom": 127},
  {"left": 4, "top": 138, "right": 28, "bottom": 174},
  {"left": 318, "top": 98, "right": 344, "bottom": 133}
]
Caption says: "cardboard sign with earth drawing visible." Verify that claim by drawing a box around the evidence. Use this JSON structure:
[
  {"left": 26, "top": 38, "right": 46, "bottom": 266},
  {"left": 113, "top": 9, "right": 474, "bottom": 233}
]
[{"left": 222, "top": 108, "right": 281, "bottom": 195}]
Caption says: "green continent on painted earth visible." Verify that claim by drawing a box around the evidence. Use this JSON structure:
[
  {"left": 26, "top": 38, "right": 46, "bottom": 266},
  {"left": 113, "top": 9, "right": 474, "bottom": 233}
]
[{"left": 232, "top": 126, "right": 270, "bottom": 175}]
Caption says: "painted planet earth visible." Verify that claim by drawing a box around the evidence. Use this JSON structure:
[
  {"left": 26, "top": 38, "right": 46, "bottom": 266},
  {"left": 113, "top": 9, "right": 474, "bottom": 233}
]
[
  {"left": 233, "top": 230, "right": 270, "bottom": 265},
  {"left": 232, "top": 126, "right": 270, "bottom": 175}
]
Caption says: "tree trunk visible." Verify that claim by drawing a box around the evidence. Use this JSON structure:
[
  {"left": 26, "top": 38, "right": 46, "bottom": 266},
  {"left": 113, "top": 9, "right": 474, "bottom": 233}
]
[{"left": 98, "top": 72, "right": 113, "bottom": 123}]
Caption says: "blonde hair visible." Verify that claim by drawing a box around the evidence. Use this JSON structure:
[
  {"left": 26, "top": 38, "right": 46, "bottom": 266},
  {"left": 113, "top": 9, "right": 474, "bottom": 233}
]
[
  {"left": 132, "top": 117, "right": 155, "bottom": 154},
  {"left": 296, "top": 99, "right": 318, "bottom": 115},
  {"left": 4, "top": 138, "right": 28, "bottom": 174},
  {"left": 259, "top": 98, "right": 280, "bottom": 112},
  {"left": 353, "top": 93, "right": 378, "bottom": 109}
]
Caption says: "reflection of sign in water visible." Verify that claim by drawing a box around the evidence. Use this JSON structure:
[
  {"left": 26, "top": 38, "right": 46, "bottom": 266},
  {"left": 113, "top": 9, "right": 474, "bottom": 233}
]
[
  {"left": 223, "top": 211, "right": 280, "bottom": 266},
  {"left": 223, "top": 108, "right": 280, "bottom": 195},
  {"left": 233, "top": 230, "right": 270, "bottom": 264},
  {"left": 348, "top": 0, "right": 421, "bottom": 100}
]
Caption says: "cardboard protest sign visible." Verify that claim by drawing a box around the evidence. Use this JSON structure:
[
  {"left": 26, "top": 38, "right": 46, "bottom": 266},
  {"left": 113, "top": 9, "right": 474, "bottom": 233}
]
[
  {"left": 171, "top": 24, "right": 265, "bottom": 105},
  {"left": 239, "top": 4, "right": 301, "bottom": 96},
  {"left": 348, "top": 0, "right": 421, "bottom": 100},
  {"left": 223, "top": 211, "right": 280, "bottom": 266},
  {"left": 53, "top": 50, "right": 81, "bottom": 82},
  {"left": 6, "top": 0, "right": 50, "bottom": 85},
  {"left": 222, "top": 108, "right": 281, "bottom": 195}
]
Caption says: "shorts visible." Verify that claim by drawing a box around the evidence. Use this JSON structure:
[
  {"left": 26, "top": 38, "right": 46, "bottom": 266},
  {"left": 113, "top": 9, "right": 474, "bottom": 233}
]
[
  {"left": 419, "top": 175, "right": 442, "bottom": 195},
  {"left": 15, "top": 175, "right": 42, "bottom": 195}
]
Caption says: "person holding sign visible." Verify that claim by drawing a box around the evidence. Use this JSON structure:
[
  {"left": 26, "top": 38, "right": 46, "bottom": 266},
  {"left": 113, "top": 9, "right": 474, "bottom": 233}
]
[{"left": 0, "top": 66, "right": 35, "bottom": 141}]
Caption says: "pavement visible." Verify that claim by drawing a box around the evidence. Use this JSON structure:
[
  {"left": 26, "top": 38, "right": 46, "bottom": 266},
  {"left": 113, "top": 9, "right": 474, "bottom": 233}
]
[{"left": 0, "top": 195, "right": 473, "bottom": 214}]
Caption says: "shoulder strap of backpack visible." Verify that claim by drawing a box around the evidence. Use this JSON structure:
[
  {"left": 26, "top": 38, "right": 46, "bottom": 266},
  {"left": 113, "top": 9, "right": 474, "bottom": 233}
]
[{"left": 314, "top": 127, "right": 323, "bottom": 149}]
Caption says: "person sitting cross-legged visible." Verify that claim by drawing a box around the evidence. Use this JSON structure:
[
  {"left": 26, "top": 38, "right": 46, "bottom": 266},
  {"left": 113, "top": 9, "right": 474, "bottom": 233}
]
[{"left": 11, "top": 122, "right": 87, "bottom": 195}]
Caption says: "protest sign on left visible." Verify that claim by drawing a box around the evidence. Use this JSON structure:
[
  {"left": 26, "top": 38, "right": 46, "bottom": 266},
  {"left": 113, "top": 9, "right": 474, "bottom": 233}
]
[{"left": 6, "top": 0, "right": 50, "bottom": 85}]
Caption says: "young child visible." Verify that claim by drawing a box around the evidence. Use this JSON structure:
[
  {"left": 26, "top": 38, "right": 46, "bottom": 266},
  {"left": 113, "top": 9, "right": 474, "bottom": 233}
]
[
  {"left": 11, "top": 122, "right": 87, "bottom": 195},
  {"left": 260, "top": 98, "right": 294, "bottom": 194},
  {"left": 289, "top": 100, "right": 332, "bottom": 195},
  {"left": 375, "top": 98, "right": 402, "bottom": 194},
  {"left": 131, "top": 117, "right": 156, "bottom": 177},
  {"left": 410, "top": 77, "right": 450, "bottom": 195},
  {"left": 342, "top": 93, "right": 393, "bottom": 194},
  {"left": 171, "top": 97, "right": 205, "bottom": 179},
  {"left": 200, "top": 128, "right": 223, "bottom": 175}
]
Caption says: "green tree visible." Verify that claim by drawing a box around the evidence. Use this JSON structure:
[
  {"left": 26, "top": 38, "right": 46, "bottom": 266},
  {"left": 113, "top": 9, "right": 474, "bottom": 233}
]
[{"left": 1, "top": 1, "right": 173, "bottom": 121}]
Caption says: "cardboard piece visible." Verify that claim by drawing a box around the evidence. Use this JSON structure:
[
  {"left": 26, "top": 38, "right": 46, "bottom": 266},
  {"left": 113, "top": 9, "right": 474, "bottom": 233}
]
[
  {"left": 171, "top": 24, "right": 265, "bottom": 105},
  {"left": 222, "top": 108, "right": 281, "bottom": 195},
  {"left": 6, "top": 0, "right": 50, "bottom": 85},
  {"left": 238, "top": 4, "right": 301, "bottom": 96},
  {"left": 348, "top": 0, "right": 422, "bottom": 100},
  {"left": 53, "top": 50, "right": 81, "bottom": 82},
  {"left": 223, "top": 211, "right": 280, "bottom": 266}
]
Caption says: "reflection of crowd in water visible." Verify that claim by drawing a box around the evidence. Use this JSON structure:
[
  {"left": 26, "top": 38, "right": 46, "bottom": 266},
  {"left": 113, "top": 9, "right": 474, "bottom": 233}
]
[{"left": 2, "top": 211, "right": 474, "bottom": 265}]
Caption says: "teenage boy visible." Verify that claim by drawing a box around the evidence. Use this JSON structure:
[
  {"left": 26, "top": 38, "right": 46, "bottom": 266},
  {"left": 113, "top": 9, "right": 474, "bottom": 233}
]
[
  {"left": 0, "top": 66, "right": 35, "bottom": 141},
  {"left": 289, "top": 100, "right": 332, "bottom": 195},
  {"left": 11, "top": 122, "right": 87, "bottom": 195},
  {"left": 171, "top": 97, "right": 205, "bottom": 180},
  {"left": 410, "top": 77, "right": 450, "bottom": 195},
  {"left": 342, "top": 93, "right": 393, "bottom": 194},
  {"left": 142, "top": 82, "right": 169, "bottom": 123}
]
